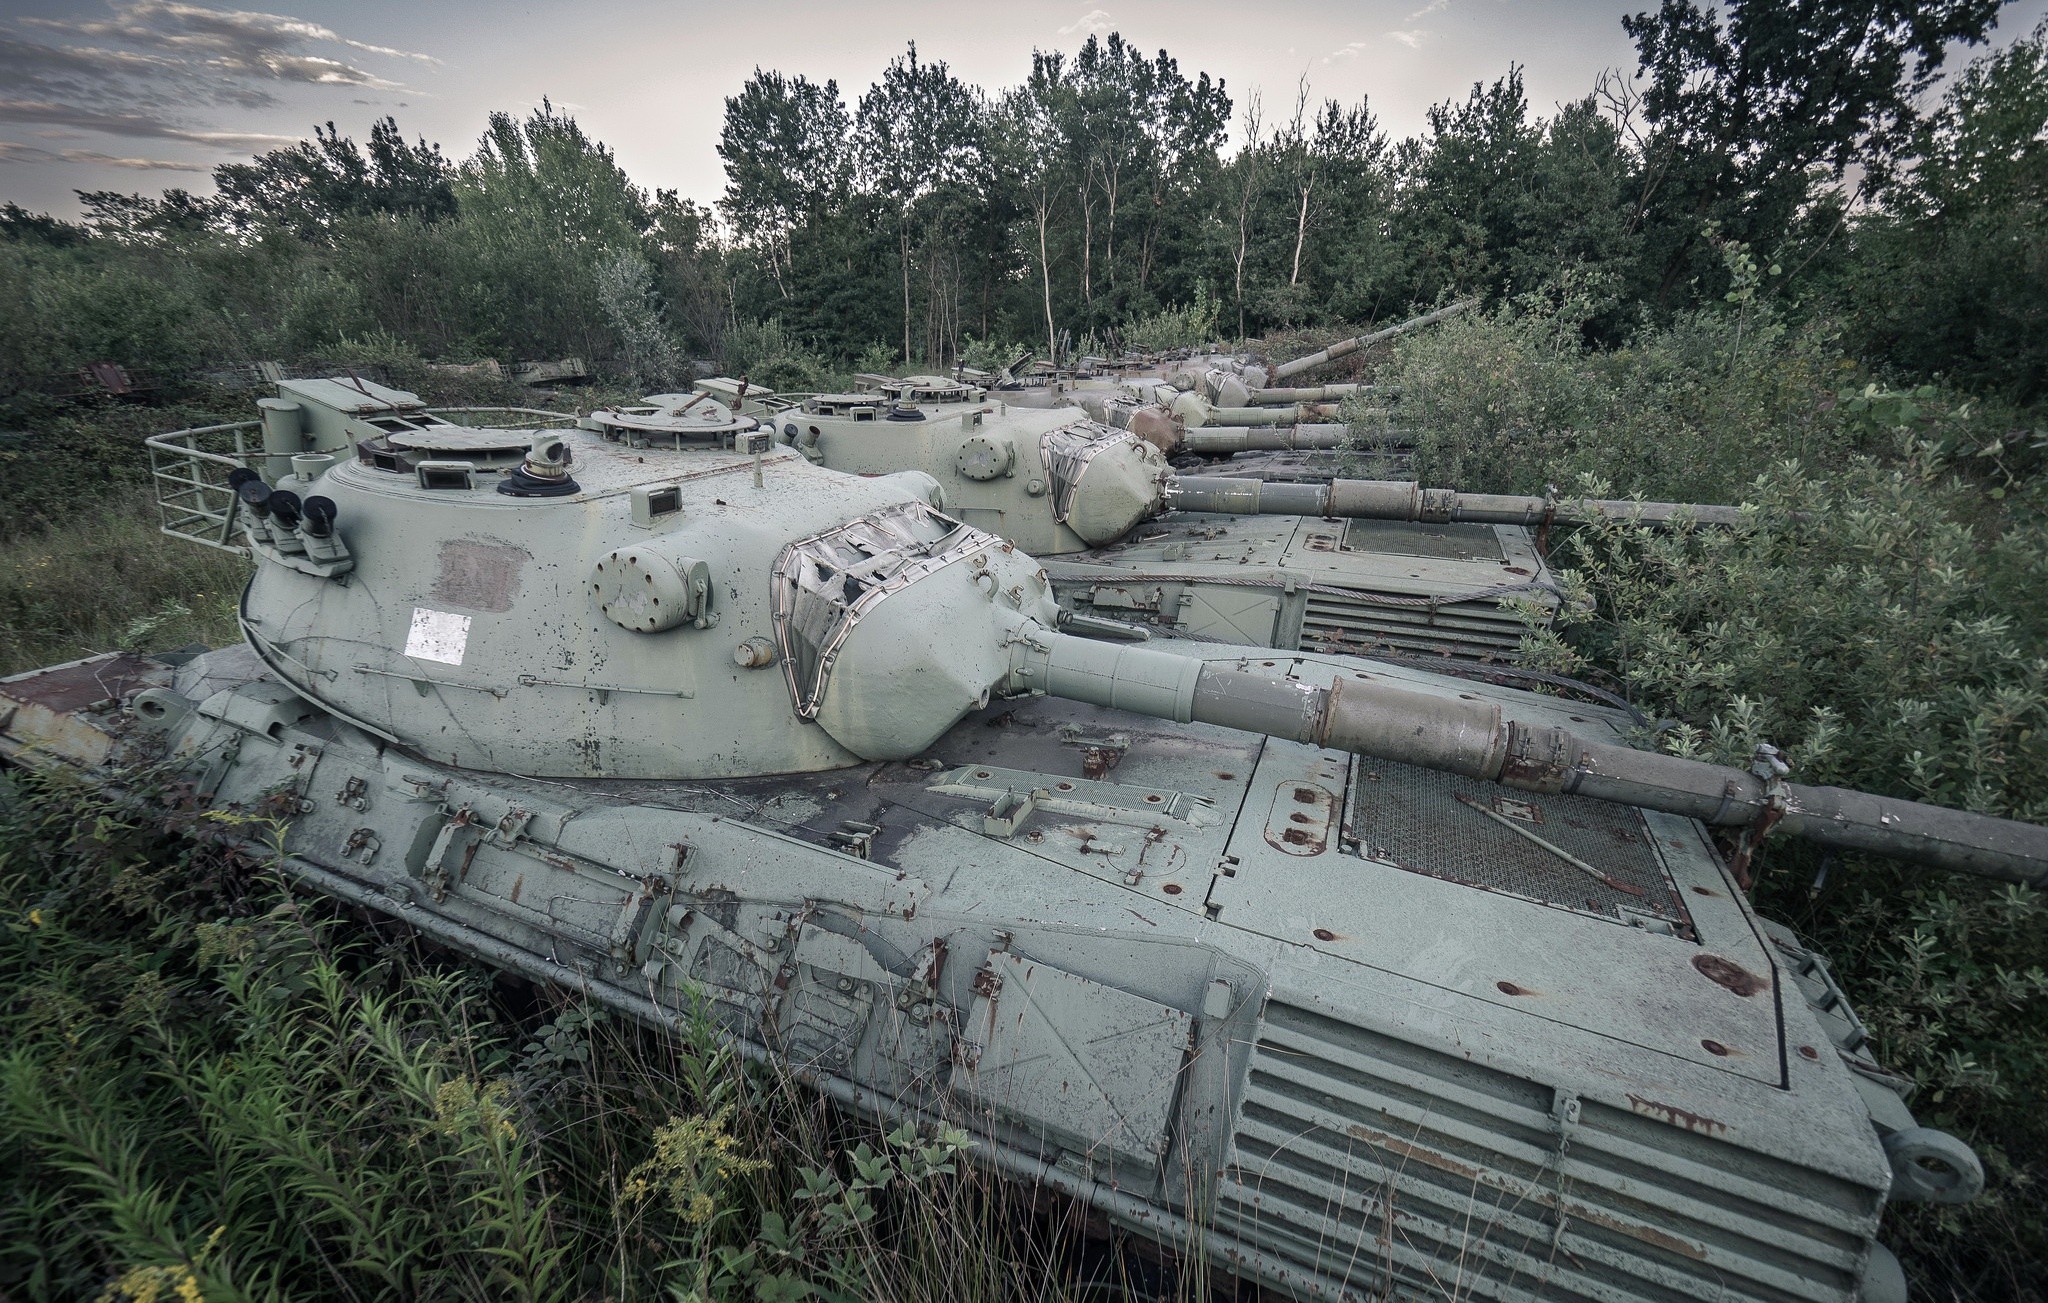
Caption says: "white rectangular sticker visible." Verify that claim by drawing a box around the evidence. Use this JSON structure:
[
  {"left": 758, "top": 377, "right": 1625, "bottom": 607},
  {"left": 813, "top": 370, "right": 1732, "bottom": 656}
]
[{"left": 404, "top": 607, "right": 472, "bottom": 665}]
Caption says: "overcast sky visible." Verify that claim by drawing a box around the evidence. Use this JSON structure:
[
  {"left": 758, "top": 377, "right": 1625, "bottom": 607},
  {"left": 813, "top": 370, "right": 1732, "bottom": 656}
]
[{"left": 4, "top": 0, "right": 2044, "bottom": 220}]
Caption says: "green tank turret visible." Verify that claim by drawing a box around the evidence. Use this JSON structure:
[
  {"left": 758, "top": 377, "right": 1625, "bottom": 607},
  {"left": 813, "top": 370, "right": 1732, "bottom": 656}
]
[
  {"left": 5, "top": 374, "right": 2041, "bottom": 1303},
  {"left": 690, "top": 387, "right": 1747, "bottom": 661},
  {"left": 642, "top": 382, "right": 1555, "bottom": 659}
]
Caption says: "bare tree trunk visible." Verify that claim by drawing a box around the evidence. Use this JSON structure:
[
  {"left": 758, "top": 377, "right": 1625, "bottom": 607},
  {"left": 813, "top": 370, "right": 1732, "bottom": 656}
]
[
  {"left": 1232, "top": 97, "right": 1263, "bottom": 341},
  {"left": 1290, "top": 178, "right": 1313, "bottom": 285},
  {"left": 1037, "top": 195, "right": 1057, "bottom": 364},
  {"left": 1233, "top": 191, "right": 1249, "bottom": 338},
  {"left": 899, "top": 218, "right": 912, "bottom": 365},
  {"left": 1285, "top": 80, "right": 1313, "bottom": 287},
  {"left": 1103, "top": 162, "right": 1119, "bottom": 303},
  {"left": 1079, "top": 181, "right": 1094, "bottom": 310}
]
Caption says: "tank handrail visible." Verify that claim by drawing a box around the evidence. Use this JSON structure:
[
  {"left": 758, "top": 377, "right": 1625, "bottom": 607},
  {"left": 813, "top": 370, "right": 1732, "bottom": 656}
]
[
  {"left": 143, "top": 420, "right": 266, "bottom": 467},
  {"left": 144, "top": 420, "right": 265, "bottom": 554}
]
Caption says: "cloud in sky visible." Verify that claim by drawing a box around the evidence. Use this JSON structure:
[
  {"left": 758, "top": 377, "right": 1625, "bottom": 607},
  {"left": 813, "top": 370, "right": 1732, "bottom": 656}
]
[
  {"left": 0, "top": 31, "right": 259, "bottom": 111},
  {"left": 1057, "top": 9, "right": 1113, "bottom": 38},
  {"left": 1411, "top": 0, "right": 1451, "bottom": 17},
  {"left": 1386, "top": 30, "right": 1432, "bottom": 50},
  {"left": 1324, "top": 41, "right": 1371, "bottom": 65},
  {"left": 0, "top": 1, "right": 439, "bottom": 185},
  {"left": 26, "top": 2, "right": 436, "bottom": 72},
  {"left": 0, "top": 140, "right": 208, "bottom": 171},
  {"left": 0, "top": 99, "right": 299, "bottom": 151}
]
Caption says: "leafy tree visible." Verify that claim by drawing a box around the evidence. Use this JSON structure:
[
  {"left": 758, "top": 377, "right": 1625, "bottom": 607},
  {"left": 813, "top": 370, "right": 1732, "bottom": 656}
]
[
  {"left": 1381, "top": 70, "right": 1636, "bottom": 326},
  {"left": 445, "top": 101, "right": 662, "bottom": 362},
  {"left": 854, "top": 43, "right": 987, "bottom": 364},
  {"left": 1244, "top": 89, "right": 1391, "bottom": 328},
  {"left": 74, "top": 189, "right": 219, "bottom": 244},
  {"left": 0, "top": 205, "right": 84, "bottom": 247},
  {"left": 212, "top": 119, "right": 455, "bottom": 240},
  {"left": 465, "top": 100, "right": 650, "bottom": 249},
  {"left": 717, "top": 71, "right": 852, "bottom": 299},
  {"left": 1839, "top": 20, "right": 2048, "bottom": 400},
  {"left": 1623, "top": 0, "right": 2007, "bottom": 303},
  {"left": 994, "top": 66, "right": 1070, "bottom": 363}
]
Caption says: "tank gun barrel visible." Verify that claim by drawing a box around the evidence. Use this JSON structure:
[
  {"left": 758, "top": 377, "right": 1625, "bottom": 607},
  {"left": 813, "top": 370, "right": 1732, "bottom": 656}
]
[
  {"left": 1271, "top": 300, "right": 1478, "bottom": 381},
  {"left": 1176, "top": 400, "right": 1344, "bottom": 427},
  {"left": 1244, "top": 384, "right": 1366, "bottom": 405},
  {"left": 1011, "top": 632, "right": 2048, "bottom": 884},
  {"left": 1166, "top": 475, "right": 1745, "bottom": 529},
  {"left": 1178, "top": 426, "right": 1350, "bottom": 454}
]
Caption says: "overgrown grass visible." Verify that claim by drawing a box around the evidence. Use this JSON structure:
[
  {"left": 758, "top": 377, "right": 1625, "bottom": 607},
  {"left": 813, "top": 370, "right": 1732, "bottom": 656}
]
[
  {"left": 0, "top": 490, "right": 249, "bottom": 677},
  {"left": 0, "top": 768, "right": 1199, "bottom": 1302}
]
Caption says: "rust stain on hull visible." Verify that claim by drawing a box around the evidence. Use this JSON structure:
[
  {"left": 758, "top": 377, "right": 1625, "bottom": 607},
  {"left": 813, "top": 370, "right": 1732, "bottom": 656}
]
[
  {"left": 1692, "top": 953, "right": 1770, "bottom": 996},
  {"left": 1627, "top": 1093, "right": 1729, "bottom": 1135},
  {"left": 430, "top": 539, "right": 531, "bottom": 613}
]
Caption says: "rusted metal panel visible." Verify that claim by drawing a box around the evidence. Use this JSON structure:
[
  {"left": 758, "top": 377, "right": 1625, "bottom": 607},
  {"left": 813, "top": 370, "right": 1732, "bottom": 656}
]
[{"left": 0, "top": 653, "right": 167, "bottom": 767}]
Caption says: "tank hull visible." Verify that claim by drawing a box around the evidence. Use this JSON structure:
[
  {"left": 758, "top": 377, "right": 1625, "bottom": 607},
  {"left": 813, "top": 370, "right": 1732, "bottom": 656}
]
[{"left": 2, "top": 644, "right": 1912, "bottom": 1303}]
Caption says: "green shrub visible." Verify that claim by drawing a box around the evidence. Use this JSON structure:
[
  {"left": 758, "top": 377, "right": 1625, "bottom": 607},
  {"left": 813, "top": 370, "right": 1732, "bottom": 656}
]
[
  {"left": 1364, "top": 287, "right": 1867, "bottom": 503},
  {"left": 1124, "top": 283, "right": 1222, "bottom": 353},
  {"left": 1514, "top": 446, "right": 2048, "bottom": 1292},
  {"left": 719, "top": 318, "right": 833, "bottom": 391}
]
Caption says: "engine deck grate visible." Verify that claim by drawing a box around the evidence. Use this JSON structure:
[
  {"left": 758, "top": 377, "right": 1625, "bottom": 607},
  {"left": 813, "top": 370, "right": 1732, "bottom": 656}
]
[
  {"left": 1342, "top": 517, "right": 1508, "bottom": 562},
  {"left": 1345, "top": 760, "right": 1697, "bottom": 939}
]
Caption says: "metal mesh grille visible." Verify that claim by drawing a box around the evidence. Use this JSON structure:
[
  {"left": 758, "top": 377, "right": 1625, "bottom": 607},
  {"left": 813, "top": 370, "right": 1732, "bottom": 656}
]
[
  {"left": 1347, "top": 760, "right": 1697, "bottom": 939},
  {"left": 1342, "top": 517, "right": 1507, "bottom": 561}
]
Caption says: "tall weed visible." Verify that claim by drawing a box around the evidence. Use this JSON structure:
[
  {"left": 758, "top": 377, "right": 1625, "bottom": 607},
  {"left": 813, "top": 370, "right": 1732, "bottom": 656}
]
[
  {"left": 0, "top": 770, "right": 1199, "bottom": 1301},
  {"left": 0, "top": 490, "right": 248, "bottom": 676}
]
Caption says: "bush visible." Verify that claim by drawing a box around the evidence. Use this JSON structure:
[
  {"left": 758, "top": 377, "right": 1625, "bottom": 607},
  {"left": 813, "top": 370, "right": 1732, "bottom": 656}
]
[
  {"left": 1123, "top": 283, "right": 1222, "bottom": 353},
  {"left": 1525, "top": 447, "right": 2048, "bottom": 1292},
  {"left": 1366, "top": 284, "right": 1871, "bottom": 503},
  {"left": 718, "top": 318, "right": 833, "bottom": 391}
]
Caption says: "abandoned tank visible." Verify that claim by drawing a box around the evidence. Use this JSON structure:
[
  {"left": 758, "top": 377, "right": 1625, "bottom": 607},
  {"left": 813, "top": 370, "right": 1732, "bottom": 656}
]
[
  {"left": 6, "top": 375, "right": 2042, "bottom": 1303},
  {"left": 635, "top": 378, "right": 1568, "bottom": 662}
]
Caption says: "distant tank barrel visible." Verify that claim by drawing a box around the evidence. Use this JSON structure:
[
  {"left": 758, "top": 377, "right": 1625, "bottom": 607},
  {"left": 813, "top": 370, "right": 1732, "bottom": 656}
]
[
  {"left": 1270, "top": 299, "right": 1478, "bottom": 381},
  {"left": 1177, "top": 426, "right": 1350, "bottom": 454},
  {"left": 1010, "top": 631, "right": 2048, "bottom": 884},
  {"left": 1169, "top": 393, "right": 1344, "bottom": 427},
  {"left": 1166, "top": 475, "right": 1745, "bottom": 529},
  {"left": 1244, "top": 384, "right": 1366, "bottom": 405}
]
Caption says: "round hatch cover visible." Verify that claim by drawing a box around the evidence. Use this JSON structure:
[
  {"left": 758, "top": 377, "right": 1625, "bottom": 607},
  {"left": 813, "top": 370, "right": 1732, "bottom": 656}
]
[
  {"left": 590, "top": 548, "right": 712, "bottom": 633},
  {"left": 386, "top": 425, "right": 534, "bottom": 456},
  {"left": 589, "top": 396, "right": 756, "bottom": 436}
]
